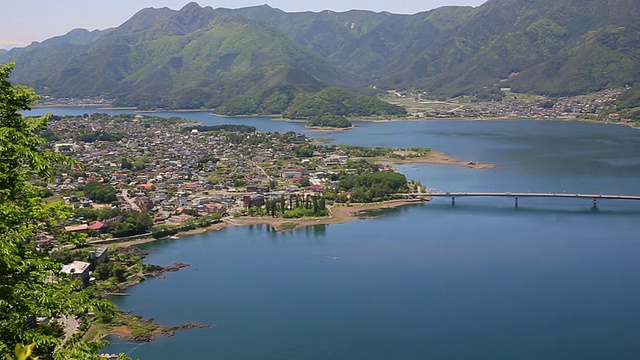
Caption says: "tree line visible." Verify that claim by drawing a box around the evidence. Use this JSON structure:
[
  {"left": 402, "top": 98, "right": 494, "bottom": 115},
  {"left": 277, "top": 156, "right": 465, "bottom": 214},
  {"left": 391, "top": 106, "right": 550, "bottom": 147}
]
[{"left": 246, "top": 195, "right": 328, "bottom": 218}]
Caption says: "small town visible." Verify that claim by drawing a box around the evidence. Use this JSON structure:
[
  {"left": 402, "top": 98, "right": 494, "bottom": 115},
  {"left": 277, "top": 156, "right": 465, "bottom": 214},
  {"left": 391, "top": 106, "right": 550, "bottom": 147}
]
[
  {"left": 395, "top": 88, "right": 632, "bottom": 123},
  {"left": 40, "top": 113, "right": 429, "bottom": 248}
]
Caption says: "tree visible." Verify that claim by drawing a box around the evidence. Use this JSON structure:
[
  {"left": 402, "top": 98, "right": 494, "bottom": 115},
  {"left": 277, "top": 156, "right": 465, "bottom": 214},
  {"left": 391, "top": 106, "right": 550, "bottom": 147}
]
[
  {"left": 298, "top": 177, "right": 311, "bottom": 187},
  {"left": 111, "top": 265, "right": 127, "bottom": 283},
  {"left": 93, "top": 263, "right": 112, "bottom": 281},
  {"left": 0, "top": 63, "right": 114, "bottom": 358},
  {"left": 83, "top": 181, "right": 117, "bottom": 203},
  {"left": 108, "top": 211, "right": 153, "bottom": 238}
]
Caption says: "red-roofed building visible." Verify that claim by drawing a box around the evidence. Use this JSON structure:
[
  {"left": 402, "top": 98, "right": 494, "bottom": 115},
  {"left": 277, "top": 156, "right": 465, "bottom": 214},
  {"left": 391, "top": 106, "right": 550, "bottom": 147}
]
[
  {"left": 139, "top": 183, "right": 155, "bottom": 190},
  {"left": 87, "top": 221, "right": 107, "bottom": 233},
  {"left": 111, "top": 172, "right": 128, "bottom": 180}
]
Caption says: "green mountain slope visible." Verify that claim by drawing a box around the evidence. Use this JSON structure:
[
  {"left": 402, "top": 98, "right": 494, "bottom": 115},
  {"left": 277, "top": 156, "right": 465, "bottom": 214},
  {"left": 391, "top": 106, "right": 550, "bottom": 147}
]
[
  {"left": 213, "top": 0, "right": 640, "bottom": 96},
  {"left": 406, "top": 0, "right": 640, "bottom": 96},
  {"left": 219, "top": 5, "right": 474, "bottom": 79},
  {"left": 283, "top": 87, "right": 407, "bottom": 118},
  {"left": 616, "top": 86, "right": 640, "bottom": 120},
  {"left": 217, "top": 86, "right": 406, "bottom": 118},
  {"left": 215, "top": 70, "right": 327, "bottom": 115},
  {"left": 1, "top": 3, "right": 361, "bottom": 109},
  {"left": 1, "top": 0, "right": 639, "bottom": 104}
]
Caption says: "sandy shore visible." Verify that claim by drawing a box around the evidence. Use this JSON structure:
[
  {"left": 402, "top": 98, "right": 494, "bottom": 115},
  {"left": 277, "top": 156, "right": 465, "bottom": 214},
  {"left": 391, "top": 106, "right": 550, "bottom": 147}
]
[
  {"left": 108, "top": 327, "right": 132, "bottom": 338},
  {"left": 110, "top": 222, "right": 227, "bottom": 248},
  {"left": 111, "top": 199, "right": 427, "bottom": 249},
  {"left": 306, "top": 125, "right": 355, "bottom": 132},
  {"left": 223, "top": 198, "right": 427, "bottom": 231},
  {"left": 376, "top": 151, "right": 495, "bottom": 169}
]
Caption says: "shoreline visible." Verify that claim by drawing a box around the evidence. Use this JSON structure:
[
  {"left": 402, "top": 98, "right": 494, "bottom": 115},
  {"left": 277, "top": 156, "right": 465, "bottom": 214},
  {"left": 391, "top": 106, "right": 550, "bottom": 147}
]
[
  {"left": 224, "top": 198, "right": 427, "bottom": 231},
  {"left": 32, "top": 104, "right": 637, "bottom": 129},
  {"left": 376, "top": 151, "right": 495, "bottom": 169},
  {"left": 110, "top": 199, "right": 427, "bottom": 249},
  {"left": 109, "top": 222, "right": 227, "bottom": 248},
  {"left": 305, "top": 125, "right": 354, "bottom": 132},
  {"left": 350, "top": 115, "right": 640, "bottom": 129}
]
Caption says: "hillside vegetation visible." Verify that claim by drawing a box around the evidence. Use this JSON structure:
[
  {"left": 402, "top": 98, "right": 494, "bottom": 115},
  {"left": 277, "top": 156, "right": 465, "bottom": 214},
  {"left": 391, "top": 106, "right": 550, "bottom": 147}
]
[
  {"left": 283, "top": 88, "right": 407, "bottom": 118},
  {"left": 1, "top": 0, "right": 639, "bottom": 107}
]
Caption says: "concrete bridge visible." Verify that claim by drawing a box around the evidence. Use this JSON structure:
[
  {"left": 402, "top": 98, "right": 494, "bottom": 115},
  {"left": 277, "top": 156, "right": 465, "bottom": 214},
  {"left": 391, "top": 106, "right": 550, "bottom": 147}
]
[{"left": 404, "top": 192, "right": 640, "bottom": 209}]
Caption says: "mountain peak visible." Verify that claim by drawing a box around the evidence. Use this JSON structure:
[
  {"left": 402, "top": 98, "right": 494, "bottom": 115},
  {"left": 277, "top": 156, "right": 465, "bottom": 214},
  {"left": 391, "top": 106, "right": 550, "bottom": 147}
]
[
  {"left": 161, "top": 2, "right": 217, "bottom": 35},
  {"left": 118, "top": 6, "right": 175, "bottom": 34},
  {"left": 180, "top": 2, "right": 203, "bottom": 12}
]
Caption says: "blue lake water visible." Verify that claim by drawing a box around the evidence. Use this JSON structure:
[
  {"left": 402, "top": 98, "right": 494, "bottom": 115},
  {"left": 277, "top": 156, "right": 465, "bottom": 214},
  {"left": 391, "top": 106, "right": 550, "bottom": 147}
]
[{"left": 31, "top": 108, "right": 640, "bottom": 359}]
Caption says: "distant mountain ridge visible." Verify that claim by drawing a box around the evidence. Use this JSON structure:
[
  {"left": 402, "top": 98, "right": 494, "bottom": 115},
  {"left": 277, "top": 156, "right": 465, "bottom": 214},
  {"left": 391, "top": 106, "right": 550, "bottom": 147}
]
[{"left": 1, "top": 0, "right": 639, "bottom": 109}]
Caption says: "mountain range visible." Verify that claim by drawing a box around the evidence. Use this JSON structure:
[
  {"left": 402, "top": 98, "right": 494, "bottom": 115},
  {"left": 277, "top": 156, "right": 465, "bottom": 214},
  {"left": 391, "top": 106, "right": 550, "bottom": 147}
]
[{"left": 1, "top": 0, "right": 639, "bottom": 110}]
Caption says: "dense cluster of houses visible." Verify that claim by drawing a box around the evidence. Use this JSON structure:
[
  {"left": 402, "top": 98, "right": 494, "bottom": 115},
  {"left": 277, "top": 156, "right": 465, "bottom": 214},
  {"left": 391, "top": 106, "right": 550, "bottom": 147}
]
[
  {"left": 45, "top": 114, "right": 355, "bottom": 236},
  {"left": 407, "top": 88, "right": 628, "bottom": 120}
]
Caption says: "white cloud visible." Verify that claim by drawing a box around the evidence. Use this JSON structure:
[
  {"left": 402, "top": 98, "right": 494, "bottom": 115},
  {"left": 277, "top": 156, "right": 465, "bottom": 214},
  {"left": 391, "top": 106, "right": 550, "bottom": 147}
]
[{"left": 0, "top": 39, "right": 27, "bottom": 49}]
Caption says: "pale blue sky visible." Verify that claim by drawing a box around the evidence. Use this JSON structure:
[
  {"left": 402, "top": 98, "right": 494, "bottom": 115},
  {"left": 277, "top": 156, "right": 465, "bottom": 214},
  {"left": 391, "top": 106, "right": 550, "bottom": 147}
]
[{"left": 1, "top": 0, "right": 486, "bottom": 49}]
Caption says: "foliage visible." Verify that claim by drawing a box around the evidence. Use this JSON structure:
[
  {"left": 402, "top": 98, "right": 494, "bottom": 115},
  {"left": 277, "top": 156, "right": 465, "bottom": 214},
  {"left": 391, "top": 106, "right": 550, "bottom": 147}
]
[
  {"left": 0, "top": 63, "right": 114, "bottom": 358},
  {"left": 82, "top": 182, "right": 117, "bottom": 203},
  {"left": 150, "top": 214, "right": 222, "bottom": 239},
  {"left": 76, "top": 131, "right": 124, "bottom": 143},
  {"left": 94, "top": 262, "right": 127, "bottom": 282},
  {"left": 4, "top": 343, "right": 39, "bottom": 360},
  {"left": 107, "top": 211, "right": 153, "bottom": 238},
  {"left": 247, "top": 195, "right": 328, "bottom": 218},
  {"left": 197, "top": 154, "right": 219, "bottom": 169},
  {"left": 73, "top": 207, "right": 121, "bottom": 222},
  {"left": 2, "top": 1, "right": 640, "bottom": 102},
  {"left": 216, "top": 85, "right": 304, "bottom": 115},
  {"left": 617, "top": 86, "right": 640, "bottom": 110},
  {"left": 616, "top": 86, "right": 640, "bottom": 120},
  {"left": 49, "top": 249, "right": 75, "bottom": 265},
  {"left": 1, "top": 7, "right": 360, "bottom": 109},
  {"left": 306, "top": 116, "right": 352, "bottom": 128},
  {"left": 217, "top": 85, "right": 402, "bottom": 120},
  {"left": 332, "top": 162, "right": 409, "bottom": 203},
  {"left": 120, "top": 157, "right": 147, "bottom": 171},
  {"left": 283, "top": 88, "right": 407, "bottom": 118}
]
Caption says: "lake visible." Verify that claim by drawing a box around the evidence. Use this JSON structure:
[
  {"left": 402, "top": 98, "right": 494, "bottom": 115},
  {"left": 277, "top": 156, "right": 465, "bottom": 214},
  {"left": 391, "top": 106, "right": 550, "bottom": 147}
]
[{"left": 31, "top": 108, "right": 640, "bottom": 359}]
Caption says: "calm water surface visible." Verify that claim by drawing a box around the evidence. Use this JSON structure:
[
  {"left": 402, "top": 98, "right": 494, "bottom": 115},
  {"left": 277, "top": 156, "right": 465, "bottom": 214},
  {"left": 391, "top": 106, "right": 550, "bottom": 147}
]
[{"left": 32, "top": 108, "right": 640, "bottom": 359}]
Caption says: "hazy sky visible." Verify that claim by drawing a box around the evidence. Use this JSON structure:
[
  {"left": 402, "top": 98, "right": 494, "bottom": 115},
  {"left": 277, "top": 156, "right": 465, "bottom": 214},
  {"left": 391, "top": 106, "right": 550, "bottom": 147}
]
[{"left": 0, "top": 0, "right": 486, "bottom": 49}]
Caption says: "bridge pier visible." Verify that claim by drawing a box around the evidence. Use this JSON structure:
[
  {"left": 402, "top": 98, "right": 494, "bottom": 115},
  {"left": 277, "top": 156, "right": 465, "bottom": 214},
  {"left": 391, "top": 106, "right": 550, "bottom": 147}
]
[{"left": 415, "top": 192, "right": 638, "bottom": 208}]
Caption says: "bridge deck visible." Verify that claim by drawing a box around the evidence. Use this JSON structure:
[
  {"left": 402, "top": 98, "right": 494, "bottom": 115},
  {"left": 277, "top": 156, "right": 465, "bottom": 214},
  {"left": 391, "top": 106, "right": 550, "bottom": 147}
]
[{"left": 408, "top": 192, "right": 640, "bottom": 200}]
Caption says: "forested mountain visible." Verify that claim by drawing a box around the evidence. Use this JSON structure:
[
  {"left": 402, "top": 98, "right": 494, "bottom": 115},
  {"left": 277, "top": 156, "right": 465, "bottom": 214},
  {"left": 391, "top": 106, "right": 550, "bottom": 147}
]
[
  {"left": 1, "top": 0, "right": 639, "bottom": 109},
  {"left": 408, "top": 0, "right": 640, "bottom": 96}
]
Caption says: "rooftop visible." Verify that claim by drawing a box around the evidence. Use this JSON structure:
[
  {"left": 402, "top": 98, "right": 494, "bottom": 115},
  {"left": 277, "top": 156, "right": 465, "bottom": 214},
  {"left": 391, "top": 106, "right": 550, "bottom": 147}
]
[{"left": 61, "top": 261, "right": 91, "bottom": 275}]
